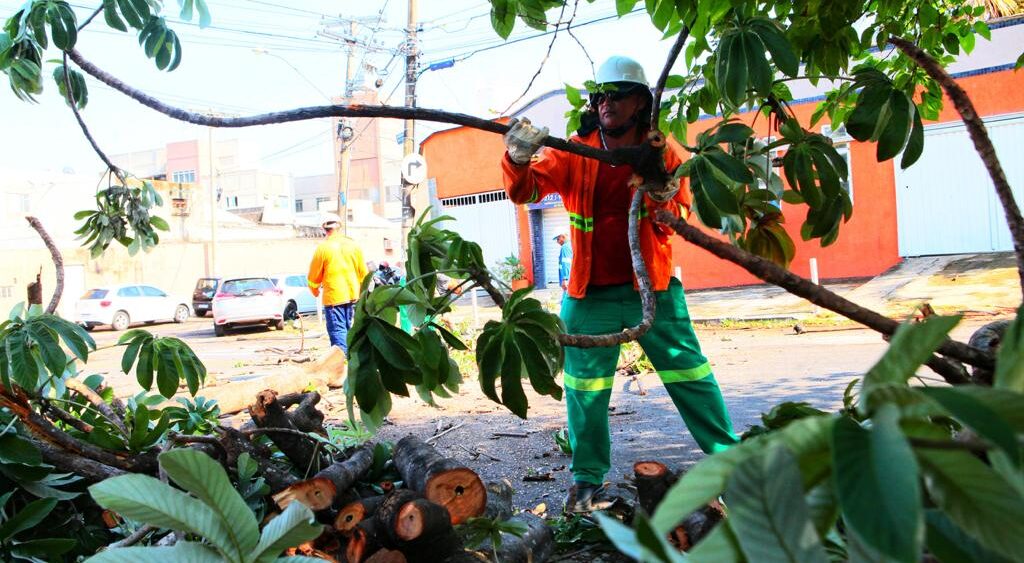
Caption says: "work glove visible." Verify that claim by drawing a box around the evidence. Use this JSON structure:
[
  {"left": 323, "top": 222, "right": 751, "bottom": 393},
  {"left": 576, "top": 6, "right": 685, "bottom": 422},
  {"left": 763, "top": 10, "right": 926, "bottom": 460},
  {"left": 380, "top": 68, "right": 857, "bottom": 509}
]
[
  {"left": 504, "top": 117, "right": 548, "bottom": 165},
  {"left": 646, "top": 177, "right": 680, "bottom": 203}
]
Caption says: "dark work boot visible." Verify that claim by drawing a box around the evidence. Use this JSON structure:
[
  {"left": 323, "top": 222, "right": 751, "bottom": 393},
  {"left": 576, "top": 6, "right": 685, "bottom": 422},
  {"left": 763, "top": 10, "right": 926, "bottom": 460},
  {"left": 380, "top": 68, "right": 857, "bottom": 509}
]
[{"left": 563, "top": 482, "right": 614, "bottom": 514}]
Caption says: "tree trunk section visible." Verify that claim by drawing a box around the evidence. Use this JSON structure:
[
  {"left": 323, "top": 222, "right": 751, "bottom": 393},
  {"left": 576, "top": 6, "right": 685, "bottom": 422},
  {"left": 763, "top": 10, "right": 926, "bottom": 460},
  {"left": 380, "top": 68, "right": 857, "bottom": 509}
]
[
  {"left": 374, "top": 490, "right": 422, "bottom": 544},
  {"left": 249, "top": 389, "right": 325, "bottom": 474},
  {"left": 670, "top": 499, "right": 727, "bottom": 551},
  {"left": 489, "top": 512, "right": 555, "bottom": 563},
  {"left": 337, "top": 495, "right": 386, "bottom": 536},
  {"left": 484, "top": 479, "right": 514, "bottom": 521},
  {"left": 634, "top": 460, "right": 677, "bottom": 515},
  {"left": 392, "top": 435, "right": 486, "bottom": 524},
  {"left": 393, "top": 499, "right": 463, "bottom": 563},
  {"left": 365, "top": 549, "right": 408, "bottom": 563},
  {"left": 276, "top": 391, "right": 326, "bottom": 433},
  {"left": 273, "top": 445, "right": 374, "bottom": 511},
  {"left": 347, "top": 517, "right": 386, "bottom": 563}
]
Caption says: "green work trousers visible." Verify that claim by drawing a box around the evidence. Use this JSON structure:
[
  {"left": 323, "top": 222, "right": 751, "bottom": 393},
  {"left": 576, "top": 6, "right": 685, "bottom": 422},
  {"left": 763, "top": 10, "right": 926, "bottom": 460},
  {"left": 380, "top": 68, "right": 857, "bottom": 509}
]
[{"left": 561, "top": 278, "right": 739, "bottom": 485}]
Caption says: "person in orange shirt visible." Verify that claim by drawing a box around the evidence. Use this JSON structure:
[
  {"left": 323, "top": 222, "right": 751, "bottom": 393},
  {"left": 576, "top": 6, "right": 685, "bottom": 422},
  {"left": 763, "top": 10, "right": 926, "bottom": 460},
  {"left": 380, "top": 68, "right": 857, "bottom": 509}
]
[
  {"left": 502, "top": 56, "right": 739, "bottom": 513},
  {"left": 307, "top": 214, "right": 368, "bottom": 354}
]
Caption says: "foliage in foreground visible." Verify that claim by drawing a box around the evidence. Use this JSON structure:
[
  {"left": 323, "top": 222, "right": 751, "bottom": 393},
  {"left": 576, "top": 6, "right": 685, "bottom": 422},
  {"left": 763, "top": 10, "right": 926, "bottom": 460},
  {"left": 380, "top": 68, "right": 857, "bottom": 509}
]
[{"left": 597, "top": 306, "right": 1024, "bottom": 562}]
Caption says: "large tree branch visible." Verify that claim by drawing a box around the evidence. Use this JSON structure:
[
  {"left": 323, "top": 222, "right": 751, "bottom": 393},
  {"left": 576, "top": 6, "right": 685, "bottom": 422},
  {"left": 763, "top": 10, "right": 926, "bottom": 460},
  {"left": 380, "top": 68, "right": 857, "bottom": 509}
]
[
  {"left": 655, "top": 211, "right": 993, "bottom": 377},
  {"left": 67, "top": 49, "right": 627, "bottom": 166},
  {"left": 889, "top": 37, "right": 1024, "bottom": 299},
  {"left": 65, "top": 377, "right": 129, "bottom": 436},
  {"left": 62, "top": 53, "right": 126, "bottom": 184},
  {"left": 24, "top": 217, "right": 63, "bottom": 314},
  {"left": 650, "top": 27, "right": 690, "bottom": 132}
]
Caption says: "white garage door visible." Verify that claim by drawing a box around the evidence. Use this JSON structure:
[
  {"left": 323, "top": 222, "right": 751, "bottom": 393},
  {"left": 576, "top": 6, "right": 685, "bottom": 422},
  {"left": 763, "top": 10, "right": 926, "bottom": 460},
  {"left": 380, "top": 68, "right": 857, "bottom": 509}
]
[
  {"left": 440, "top": 191, "right": 519, "bottom": 272},
  {"left": 541, "top": 208, "right": 570, "bottom": 288},
  {"left": 894, "top": 114, "right": 1024, "bottom": 256}
]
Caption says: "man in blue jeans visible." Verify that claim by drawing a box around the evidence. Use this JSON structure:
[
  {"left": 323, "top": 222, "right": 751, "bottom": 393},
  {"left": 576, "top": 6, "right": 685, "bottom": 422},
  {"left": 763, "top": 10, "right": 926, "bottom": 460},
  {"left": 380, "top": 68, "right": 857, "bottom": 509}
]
[{"left": 307, "top": 214, "right": 368, "bottom": 353}]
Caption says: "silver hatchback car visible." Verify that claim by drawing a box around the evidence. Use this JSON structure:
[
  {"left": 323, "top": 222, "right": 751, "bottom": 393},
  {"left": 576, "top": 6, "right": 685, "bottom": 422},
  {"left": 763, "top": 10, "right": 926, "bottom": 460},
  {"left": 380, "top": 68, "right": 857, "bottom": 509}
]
[{"left": 211, "top": 277, "right": 285, "bottom": 337}]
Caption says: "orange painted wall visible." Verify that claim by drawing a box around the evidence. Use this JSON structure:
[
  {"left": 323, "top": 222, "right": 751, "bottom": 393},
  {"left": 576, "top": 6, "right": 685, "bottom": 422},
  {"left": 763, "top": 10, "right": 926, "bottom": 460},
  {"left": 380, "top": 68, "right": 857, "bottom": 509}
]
[{"left": 422, "top": 68, "right": 1024, "bottom": 290}]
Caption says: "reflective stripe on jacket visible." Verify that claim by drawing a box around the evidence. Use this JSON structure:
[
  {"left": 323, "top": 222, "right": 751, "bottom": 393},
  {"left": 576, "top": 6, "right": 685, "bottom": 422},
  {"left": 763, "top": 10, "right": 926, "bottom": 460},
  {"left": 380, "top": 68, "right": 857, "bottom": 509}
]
[
  {"left": 501, "top": 129, "right": 691, "bottom": 299},
  {"left": 307, "top": 232, "right": 369, "bottom": 306}
]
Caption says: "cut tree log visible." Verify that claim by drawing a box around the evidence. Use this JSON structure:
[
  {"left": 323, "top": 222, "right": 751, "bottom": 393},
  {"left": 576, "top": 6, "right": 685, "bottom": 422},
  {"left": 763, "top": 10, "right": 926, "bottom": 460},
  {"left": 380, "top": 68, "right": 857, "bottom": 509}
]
[
  {"left": 276, "top": 391, "right": 326, "bottom": 432},
  {"left": 443, "top": 553, "right": 489, "bottom": 563},
  {"left": 669, "top": 499, "right": 727, "bottom": 552},
  {"left": 365, "top": 549, "right": 408, "bottom": 563},
  {"left": 634, "top": 460, "right": 677, "bottom": 515},
  {"left": 273, "top": 445, "right": 374, "bottom": 511},
  {"left": 484, "top": 512, "right": 555, "bottom": 563},
  {"left": 394, "top": 499, "right": 463, "bottom": 563},
  {"left": 393, "top": 435, "right": 487, "bottom": 524},
  {"left": 336, "top": 495, "right": 387, "bottom": 536},
  {"left": 374, "top": 490, "right": 422, "bottom": 545},
  {"left": 483, "top": 479, "right": 514, "bottom": 521},
  {"left": 347, "top": 517, "right": 386, "bottom": 563},
  {"left": 249, "top": 389, "right": 326, "bottom": 474}
]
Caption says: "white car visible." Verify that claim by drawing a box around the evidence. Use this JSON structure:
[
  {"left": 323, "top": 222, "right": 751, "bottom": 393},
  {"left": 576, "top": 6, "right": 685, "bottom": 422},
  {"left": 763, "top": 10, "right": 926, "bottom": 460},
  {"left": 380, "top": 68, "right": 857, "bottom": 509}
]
[
  {"left": 269, "top": 273, "right": 317, "bottom": 320},
  {"left": 211, "top": 277, "right": 286, "bottom": 337},
  {"left": 76, "top": 284, "right": 191, "bottom": 331}
]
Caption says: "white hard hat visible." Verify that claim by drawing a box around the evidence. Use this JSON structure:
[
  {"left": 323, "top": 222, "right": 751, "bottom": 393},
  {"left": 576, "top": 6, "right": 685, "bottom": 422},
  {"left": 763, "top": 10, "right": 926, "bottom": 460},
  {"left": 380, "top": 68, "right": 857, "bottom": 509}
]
[
  {"left": 595, "top": 56, "right": 649, "bottom": 87},
  {"left": 321, "top": 213, "right": 342, "bottom": 228},
  {"left": 552, "top": 229, "right": 570, "bottom": 241}
]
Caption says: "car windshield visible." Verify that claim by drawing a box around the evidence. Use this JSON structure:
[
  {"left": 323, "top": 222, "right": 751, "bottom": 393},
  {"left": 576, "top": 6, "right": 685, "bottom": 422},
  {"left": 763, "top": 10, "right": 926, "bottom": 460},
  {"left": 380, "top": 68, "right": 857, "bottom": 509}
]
[
  {"left": 81, "top": 289, "right": 108, "bottom": 299},
  {"left": 221, "top": 278, "right": 274, "bottom": 296},
  {"left": 195, "top": 279, "right": 219, "bottom": 290}
]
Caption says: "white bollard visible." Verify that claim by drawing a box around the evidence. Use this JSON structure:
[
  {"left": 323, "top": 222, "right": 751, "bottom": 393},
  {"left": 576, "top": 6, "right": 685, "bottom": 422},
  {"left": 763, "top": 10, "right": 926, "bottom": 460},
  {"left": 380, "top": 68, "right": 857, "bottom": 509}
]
[
  {"left": 674, "top": 266, "right": 682, "bottom": 281},
  {"left": 809, "top": 258, "right": 819, "bottom": 285}
]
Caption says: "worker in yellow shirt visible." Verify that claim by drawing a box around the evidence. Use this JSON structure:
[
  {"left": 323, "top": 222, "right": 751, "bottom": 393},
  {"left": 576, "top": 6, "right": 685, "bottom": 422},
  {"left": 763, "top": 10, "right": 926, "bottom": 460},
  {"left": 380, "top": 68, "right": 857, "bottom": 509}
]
[{"left": 307, "top": 214, "right": 369, "bottom": 354}]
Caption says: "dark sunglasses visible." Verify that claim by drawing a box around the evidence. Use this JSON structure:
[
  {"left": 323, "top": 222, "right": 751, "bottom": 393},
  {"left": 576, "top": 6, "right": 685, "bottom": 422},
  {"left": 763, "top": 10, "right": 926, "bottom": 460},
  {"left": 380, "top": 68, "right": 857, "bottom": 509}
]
[{"left": 589, "top": 83, "right": 643, "bottom": 105}]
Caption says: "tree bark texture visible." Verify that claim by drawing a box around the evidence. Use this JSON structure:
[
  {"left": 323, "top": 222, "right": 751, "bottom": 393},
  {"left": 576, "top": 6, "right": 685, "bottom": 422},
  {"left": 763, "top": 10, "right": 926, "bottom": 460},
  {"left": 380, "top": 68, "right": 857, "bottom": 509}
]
[
  {"left": 29, "top": 438, "right": 126, "bottom": 481},
  {"left": 347, "top": 517, "right": 386, "bottom": 563},
  {"left": 669, "top": 499, "right": 726, "bottom": 552},
  {"left": 365, "top": 549, "right": 408, "bottom": 563},
  {"left": 25, "top": 216, "right": 64, "bottom": 315},
  {"left": 490, "top": 512, "right": 555, "bottom": 563},
  {"left": 272, "top": 445, "right": 373, "bottom": 511},
  {"left": 374, "top": 490, "right": 422, "bottom": 545},
  {"left": 214, "top": 427, "right": 296, "bottom": 493},
  {"left": 890, "top": 37, "right": 1024, "bottom": 298},
  {"left": 634, "top": 460, "right": 678, "bottom": 516},
  {"left": 483, "top": 479, "right": 514, "bottom": 521},
  {"left": 248, "top": 389, "right": 326, "bottom": 474},
  {"left": 392, "top": 435, "right": 487, "bottom": 525},
  {"left": 654, "top": 211, "right": 993, "bottom": 377}
]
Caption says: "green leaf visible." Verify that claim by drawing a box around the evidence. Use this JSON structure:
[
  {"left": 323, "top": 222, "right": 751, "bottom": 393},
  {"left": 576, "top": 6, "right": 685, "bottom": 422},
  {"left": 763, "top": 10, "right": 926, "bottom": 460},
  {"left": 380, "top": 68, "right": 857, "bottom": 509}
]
[
  {"left": 876, "top": 91, "right": 912, "bottom": 162},
  {"left": 37, "top": 315, "right": 94, "bottom": 362},
  {"left": 741, "top": 31, "right": 772, "bottom": 96},
  {"left": 652, "top": 416, "right": 834, "bottom": 534},
  {"left": 136, "top": 342, "right": 154, "bottom": 391},
  {"left": 727, "top": 444, "right": 827, "bottom": 562},
  {"left": 156, "top": 344, "right": 180, "bottom": 399},
  {"left": 900, "top": 107, "right": 924, "bottom": 169},
  {"left": 0, "top": 497, "right": 57, "bottom": 541},
  {"left": 924, "top": 509, "right": 1013, "bottom": 563},
  {"left": 195, "top": 0, "right": 212, "bottom": 28},
  {"left": 121, "top": 336, "right": 147, "bottom": 374},
  {"left": 833, "top": 407, "right": 921, "bottom": 562},
  {"left": 248, "top": 501, "right": 323, "bottom": 563},
  {"left": 846, "top": 85, "right": 889, "bottom": 143},
  {"left": 102, "top": 0, "right": 127, "bottom": 32},
  {"left": 995, "top": 305, "right": 1024, "bottom": 392},
  {"left": 750, "top": 19, "right": 798, "bottom": 77},
  {"left": 9, "top": 537, "right": 76, "bottom": 558},
  {"left": 710, "top": 122, "right": 754, "bottom": 144},
  {"left": 687, "top": 522, "right": 744, "bottom": 562},
  {"left": 0, "top": 433, "right": 42, "bottom": 465},
  {"left": 693, "top": 158, "right": 740, "bottom": 215},
  {"left": 89, "top": 474, "right": 235, "bottom": 555},
  {"left": 705, "top": 149, "right": 754, "bottom": 184},
  {"left": 616, "top": 0, "right": 639, "bottom": 17},
  {"left": 159, "top": 449, "right": 259, "bottom": 557},
  {"left": 150, "top": 216, "right": 169, "bottom": 231},
  {"left": 595, "top": 511, "right": 685, "bottom": 562},
  {"left": 716, "top": 31, "right": 748, "bottom": 107},
  {"left": 918, "top": 449, "right": 1024, "bottom": 560},
  {"left": 919, "top": 386, "right": 1019, "bottom": 465},
  {"left": 499, "top": 340, "right": 528, "bottom": 418},
  {"left": 490, "top": 0, "right": 518, "bottom": 39},
  {"left": 565, "top": 83, "right": 582, "bottom": 107},
  {"left": 83, "top": 542, "right": 222, "bottom": 562},
  {"left": 860, "top": 315, "right": 960, "bottom": 413}
]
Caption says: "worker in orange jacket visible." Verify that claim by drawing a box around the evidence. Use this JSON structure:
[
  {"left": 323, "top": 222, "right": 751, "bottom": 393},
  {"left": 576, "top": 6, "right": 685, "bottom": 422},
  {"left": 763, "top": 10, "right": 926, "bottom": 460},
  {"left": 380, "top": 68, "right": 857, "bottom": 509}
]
[
  {"left": 307, "top": 214, "right": 369, "bottom": 354},
  {"left": 501, "top": 56, "right": 739, "bottom": 513}
]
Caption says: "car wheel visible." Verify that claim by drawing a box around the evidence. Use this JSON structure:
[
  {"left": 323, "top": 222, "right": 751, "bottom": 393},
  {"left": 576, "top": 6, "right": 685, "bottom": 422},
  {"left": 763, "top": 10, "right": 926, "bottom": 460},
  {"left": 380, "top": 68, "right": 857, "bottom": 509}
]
[
  {"left": 111, "top": 311, "right": 130, "bottom": 331},
  {"left": 214, "top": 324, "right": 226, "bottom": 337},
  {"left": 83, "top": 324, "right": 95, "bottom": 332},
  {"left": 174, "top": 304, "right": 190, "bottom": 323},
  {"left": 273, "top": 319, "right": 285, "bottom": 330},
  {"left": 195, "top": 309, "right": 207, "bottom": 318},
  {"left": 284, "top": 301, "right": 298, "bottom": 321}
]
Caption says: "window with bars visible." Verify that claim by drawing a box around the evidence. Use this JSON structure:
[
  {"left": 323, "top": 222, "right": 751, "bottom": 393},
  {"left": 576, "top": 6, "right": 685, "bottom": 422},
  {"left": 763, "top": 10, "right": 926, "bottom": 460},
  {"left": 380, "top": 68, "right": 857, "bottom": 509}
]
[
  {"left": 172, "top": 170, "right": 196, "bottom": 183},
  {"left": 440, "top": 190, "right": 508, "bottom": 208}
]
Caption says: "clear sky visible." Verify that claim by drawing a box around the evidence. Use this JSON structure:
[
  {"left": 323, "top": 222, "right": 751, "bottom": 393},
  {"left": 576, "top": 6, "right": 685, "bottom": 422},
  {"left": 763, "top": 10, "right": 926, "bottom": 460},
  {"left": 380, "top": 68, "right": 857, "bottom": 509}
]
[{"left": 0, "top": 1, "right": 684, "bottom": 178}]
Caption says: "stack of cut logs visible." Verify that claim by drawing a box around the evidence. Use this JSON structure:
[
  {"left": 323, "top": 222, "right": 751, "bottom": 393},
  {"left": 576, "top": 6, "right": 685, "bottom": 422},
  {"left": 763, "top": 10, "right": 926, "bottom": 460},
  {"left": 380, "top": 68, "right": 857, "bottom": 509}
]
[
  {"left": 633, "top": 460, "right": 726, "bottom": 551},
  {"left": 247, "top": 390, "right": 554, "bottom": 563}
]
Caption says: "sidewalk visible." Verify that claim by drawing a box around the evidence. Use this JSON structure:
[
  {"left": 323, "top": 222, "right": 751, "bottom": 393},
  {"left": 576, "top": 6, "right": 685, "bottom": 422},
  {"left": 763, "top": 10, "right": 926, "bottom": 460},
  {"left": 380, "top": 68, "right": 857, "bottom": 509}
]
[{"left": 449, "top": 252, "right": 1021, "bottom": 324}]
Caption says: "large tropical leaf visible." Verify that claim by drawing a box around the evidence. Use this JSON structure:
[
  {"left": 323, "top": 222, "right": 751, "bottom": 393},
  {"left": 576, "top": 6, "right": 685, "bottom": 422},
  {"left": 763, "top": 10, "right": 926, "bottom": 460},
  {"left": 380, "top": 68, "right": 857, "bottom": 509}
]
[
  {"left": 994, "top": 304, "right": 1024, "bottom": 392},
  {"left": 833, "top": 407, "right": 922, "bottom": 562},
  {"left": 84, "top": 541, "right": 222, "bottom": 562},
  {"left": 249, "top": 501, "right": 323, "bottom": 563},
  {"left": 726, "top": 444, "right": 827, "bottom": 562}
]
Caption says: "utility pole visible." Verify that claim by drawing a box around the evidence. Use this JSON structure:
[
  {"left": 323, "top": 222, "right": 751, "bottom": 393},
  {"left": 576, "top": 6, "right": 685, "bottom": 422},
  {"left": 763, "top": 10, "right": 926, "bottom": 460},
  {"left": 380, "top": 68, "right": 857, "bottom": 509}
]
[
  {"left": 401, "top": 0, "right": 419, "bottom": 248},
  {"left": 338, "top": 19, "right": 358, "bottom": 235},
  {"left": 207, "top": 124, "right": 217, "bottom": 277}
]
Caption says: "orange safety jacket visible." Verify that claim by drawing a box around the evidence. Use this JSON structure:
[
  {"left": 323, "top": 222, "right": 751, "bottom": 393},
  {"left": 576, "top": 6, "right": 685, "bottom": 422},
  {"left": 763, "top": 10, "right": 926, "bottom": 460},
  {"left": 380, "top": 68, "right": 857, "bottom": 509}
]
[
  {"left": 501, "top": 129, "right": 691, "bottom": 299},
  {"left": 307, "top": 231, "right": 369, "bottom": 307}
]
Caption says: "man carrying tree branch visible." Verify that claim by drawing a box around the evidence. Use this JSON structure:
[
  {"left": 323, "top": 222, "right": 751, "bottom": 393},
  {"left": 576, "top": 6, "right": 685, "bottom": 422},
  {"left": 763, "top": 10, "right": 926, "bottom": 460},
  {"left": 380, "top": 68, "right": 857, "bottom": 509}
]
[{"left": 501, "top": 56, "right": 740, "bottom": 513}]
